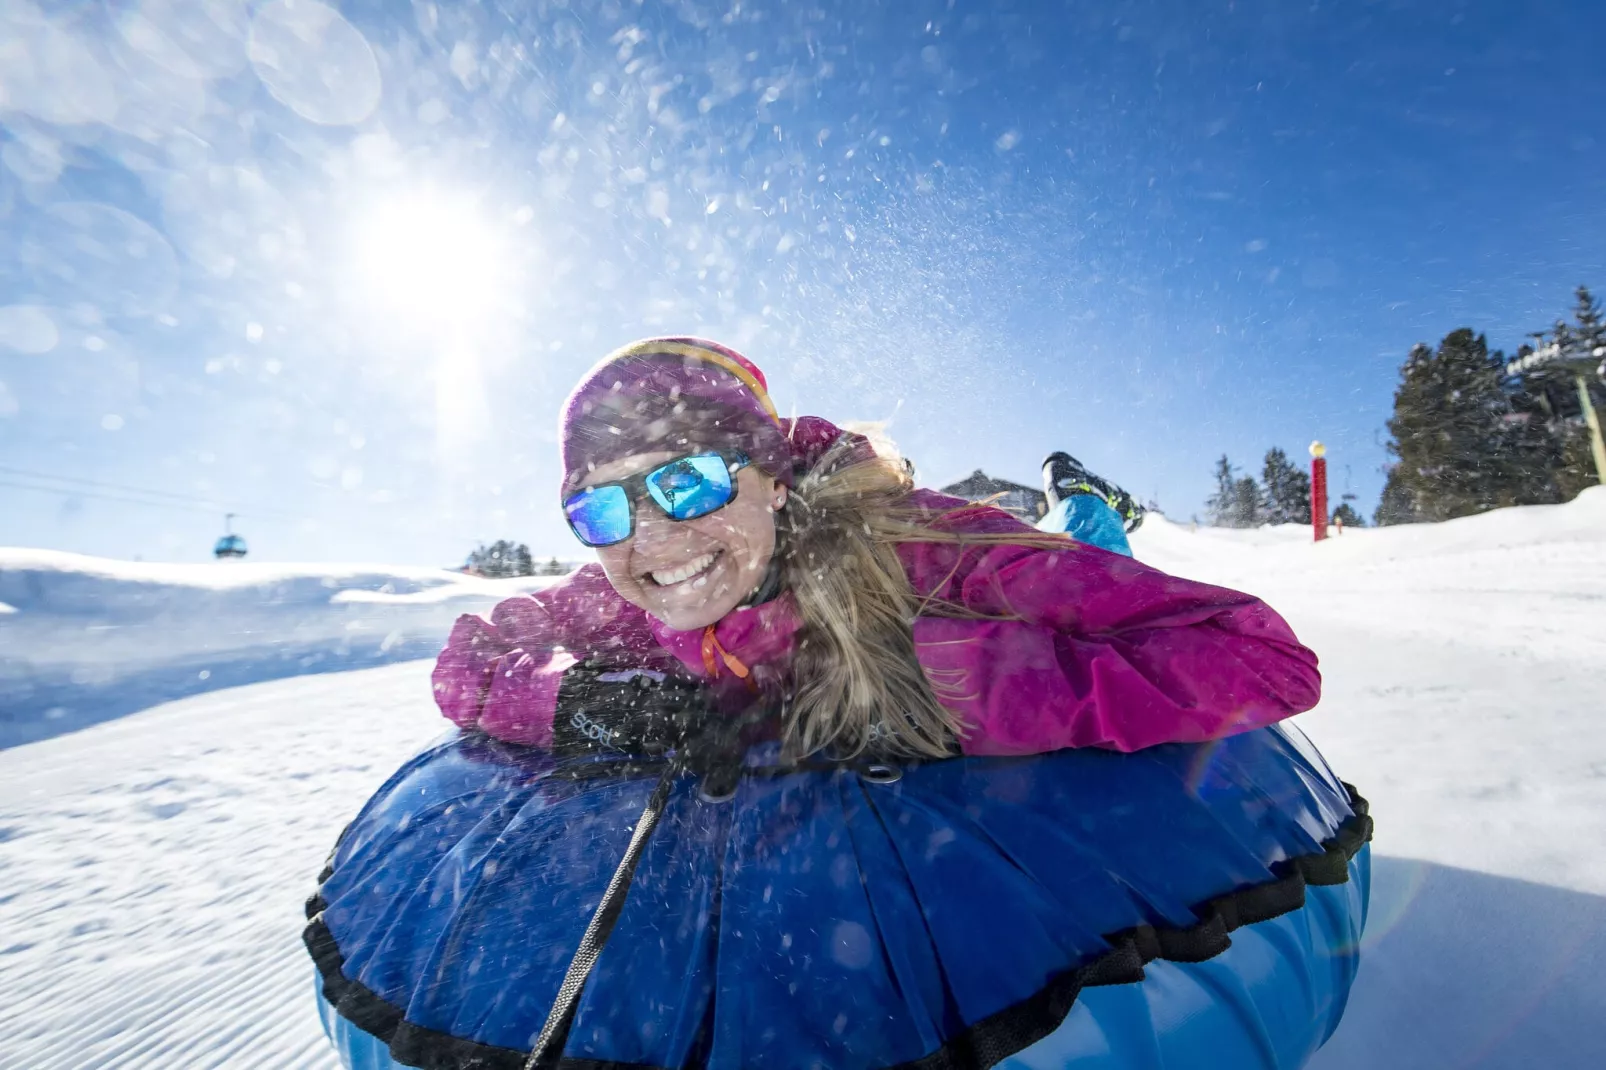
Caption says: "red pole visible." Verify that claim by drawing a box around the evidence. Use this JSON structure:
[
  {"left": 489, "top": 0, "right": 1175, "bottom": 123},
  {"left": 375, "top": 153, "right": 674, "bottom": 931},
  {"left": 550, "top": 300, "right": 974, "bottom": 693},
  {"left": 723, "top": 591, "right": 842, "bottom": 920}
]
[{"left": 1310, "top": 442, "right": 1328, "bottom": 542}]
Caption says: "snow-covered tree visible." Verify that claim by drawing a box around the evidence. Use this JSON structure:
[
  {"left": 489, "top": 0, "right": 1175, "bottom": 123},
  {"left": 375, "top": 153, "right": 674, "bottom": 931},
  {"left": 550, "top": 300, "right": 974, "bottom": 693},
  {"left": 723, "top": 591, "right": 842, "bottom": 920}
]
[
  {"left": 466, "top": 540, "right": 535, "bottom": 577},
  {"left": 1204, "top": 455, "right": 1263, "bottom": 528},
  {"left": 1380, "top": 332, "right": 1525, "bottom": 522},
  {"left": 1261, "top": 448, "right": 1312, "bottom": 525},
  {"left": 1331, "top": 502, "right": 1366, "bottom": 529},
  {"left": 1204, "top": 455, "right": 1235, "bottom": 527},
  {"left": 1504, "top": 286, "right": 1606, "bottom": 503}
]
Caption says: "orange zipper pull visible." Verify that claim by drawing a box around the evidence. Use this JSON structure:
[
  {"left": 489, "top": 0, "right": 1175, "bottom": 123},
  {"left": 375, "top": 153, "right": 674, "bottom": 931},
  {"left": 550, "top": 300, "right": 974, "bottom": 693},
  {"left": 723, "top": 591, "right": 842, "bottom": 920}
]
[{"left": 702, "top": 625, "right": 757, "bottom": 690}]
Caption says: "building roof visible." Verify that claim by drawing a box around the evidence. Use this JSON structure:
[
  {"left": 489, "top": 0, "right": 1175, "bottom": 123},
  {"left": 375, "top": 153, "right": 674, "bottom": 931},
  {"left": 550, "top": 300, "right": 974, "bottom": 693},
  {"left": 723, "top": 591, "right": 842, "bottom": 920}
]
[{"left": 938, "top": 469, "right": 1048, "bottom": 520}]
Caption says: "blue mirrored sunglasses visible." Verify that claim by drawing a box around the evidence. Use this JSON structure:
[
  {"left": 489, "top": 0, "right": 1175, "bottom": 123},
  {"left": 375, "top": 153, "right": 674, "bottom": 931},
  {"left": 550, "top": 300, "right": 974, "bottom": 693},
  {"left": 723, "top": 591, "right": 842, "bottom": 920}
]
[{"left": 563, "top": 451, "right": 751, "bottom": 548}]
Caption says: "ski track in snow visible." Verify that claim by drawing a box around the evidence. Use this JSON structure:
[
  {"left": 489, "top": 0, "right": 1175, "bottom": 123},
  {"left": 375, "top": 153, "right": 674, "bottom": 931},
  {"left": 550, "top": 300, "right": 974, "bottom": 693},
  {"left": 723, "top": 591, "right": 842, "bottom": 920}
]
[{"left": 1, "top": 489, "right": 1603, "bottom": 1068}]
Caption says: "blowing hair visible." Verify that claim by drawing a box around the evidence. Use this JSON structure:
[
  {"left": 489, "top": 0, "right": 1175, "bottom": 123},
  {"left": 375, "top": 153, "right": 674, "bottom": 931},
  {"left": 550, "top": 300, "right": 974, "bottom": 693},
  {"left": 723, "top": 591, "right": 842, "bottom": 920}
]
[{"left": 775, "top": 432, "right": 1077, "bottom": 760}]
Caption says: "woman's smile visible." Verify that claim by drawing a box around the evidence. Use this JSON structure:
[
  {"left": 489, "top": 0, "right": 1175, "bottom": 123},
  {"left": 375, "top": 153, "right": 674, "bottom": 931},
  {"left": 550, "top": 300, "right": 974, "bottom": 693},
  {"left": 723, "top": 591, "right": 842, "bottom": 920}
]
[{"left": 646, "top": 550, "right": 721, "bottom": 588}]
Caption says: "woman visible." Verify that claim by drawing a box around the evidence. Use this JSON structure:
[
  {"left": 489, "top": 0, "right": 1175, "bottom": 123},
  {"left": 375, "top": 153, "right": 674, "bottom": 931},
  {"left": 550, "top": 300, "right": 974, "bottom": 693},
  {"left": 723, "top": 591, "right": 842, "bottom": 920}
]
[
  {"left": 433, "top": 336, "right": 1320, "bottom": 764},
  {"left": 311, "top": 338, "right": 1367, "bottom": 1070}
]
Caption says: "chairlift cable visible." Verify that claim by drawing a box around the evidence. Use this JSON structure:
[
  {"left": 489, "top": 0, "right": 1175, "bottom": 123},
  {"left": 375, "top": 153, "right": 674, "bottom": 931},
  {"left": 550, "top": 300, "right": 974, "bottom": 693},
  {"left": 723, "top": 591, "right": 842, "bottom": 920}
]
[
  {"left": 0, "top": 475, "right": 299, "bottom": 521},
  {"left": 0, "top": 464, "right": 247, "bottom": 507}
]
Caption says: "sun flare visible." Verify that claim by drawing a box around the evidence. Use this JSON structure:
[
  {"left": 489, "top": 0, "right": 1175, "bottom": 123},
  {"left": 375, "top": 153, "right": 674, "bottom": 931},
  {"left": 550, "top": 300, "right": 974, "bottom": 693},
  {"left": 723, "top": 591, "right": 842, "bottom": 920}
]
[{"left": 348, "top": 190, "right": 515, "bottom": 338}]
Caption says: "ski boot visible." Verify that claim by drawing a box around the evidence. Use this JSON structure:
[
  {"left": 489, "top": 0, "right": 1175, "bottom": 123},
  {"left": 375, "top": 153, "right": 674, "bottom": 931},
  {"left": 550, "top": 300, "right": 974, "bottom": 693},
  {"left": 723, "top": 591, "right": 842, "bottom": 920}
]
[{"left": 1039, "top": 452, "right": 1145, "bottom": 556}]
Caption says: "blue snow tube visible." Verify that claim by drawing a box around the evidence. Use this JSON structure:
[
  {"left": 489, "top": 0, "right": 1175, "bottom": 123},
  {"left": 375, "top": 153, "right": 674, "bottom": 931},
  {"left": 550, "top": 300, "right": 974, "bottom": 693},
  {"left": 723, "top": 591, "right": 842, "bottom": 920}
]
[{"left": 307, "top": 725, "right": 1370, "bottom": 1070}]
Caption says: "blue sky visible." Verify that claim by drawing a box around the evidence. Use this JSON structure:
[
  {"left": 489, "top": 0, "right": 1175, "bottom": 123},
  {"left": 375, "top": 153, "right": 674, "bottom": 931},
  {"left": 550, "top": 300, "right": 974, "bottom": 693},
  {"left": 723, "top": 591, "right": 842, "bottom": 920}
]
[{"left": 1, "top": 0, "right": 1602, "bottom": 564}]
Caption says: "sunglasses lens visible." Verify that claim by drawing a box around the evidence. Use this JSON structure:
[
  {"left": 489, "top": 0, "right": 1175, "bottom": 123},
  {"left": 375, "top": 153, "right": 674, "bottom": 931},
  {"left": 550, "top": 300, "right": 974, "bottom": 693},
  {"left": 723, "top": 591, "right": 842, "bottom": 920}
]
[
  {"left": 646, "top": 453, "right": 735, "bottom": 520},
  {"left": 563, "top": 484, "right": 633, "bottom": 547}
]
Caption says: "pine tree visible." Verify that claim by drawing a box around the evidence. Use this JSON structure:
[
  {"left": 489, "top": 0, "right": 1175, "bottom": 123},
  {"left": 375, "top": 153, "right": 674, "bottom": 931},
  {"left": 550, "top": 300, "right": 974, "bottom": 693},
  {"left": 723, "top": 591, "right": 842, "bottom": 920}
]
[
  {"left": 1204, "top": 455, "right": 1236, "bottom": 527},
  {"left": 1504, "top": 286, "right": 1606, "bottom": 501},
  {"left": 1501, "top": 348, "right": 1570, "bottom": 507},
  {"left": 1230, "top": 476, "right": 1263, "bottom": 528},
  {"left": 1554, "top": 427, "right": 1602, "bottom": 501},
  {"left": 1566, "top": 287, "right": 1606, "bottom": 477},
  {"left": 1331, "top": 502, "right": 1366, "bottom": 529},
  {"left": 466, "top": 540, "right": 536, "bottom": 577},
  {"left": 1573, "top": 285, "right": 1604, "bottom": 355},
  {"left": 1373, "top": 465, "right": 1420, "bottom": 526},
  {"left": 1260, "top": 448, "right": 1312, "bottom": 525},
  {"left": 1204, "top": 455, "right": 1264, "bottom": 528},
  {"left": 1380, "top": 331, "right": 1523, "bottom": 521}
]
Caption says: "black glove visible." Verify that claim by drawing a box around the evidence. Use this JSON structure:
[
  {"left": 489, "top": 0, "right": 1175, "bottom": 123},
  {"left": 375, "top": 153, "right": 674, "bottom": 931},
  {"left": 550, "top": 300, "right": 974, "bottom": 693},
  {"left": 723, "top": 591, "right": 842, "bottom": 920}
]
[{"left": 551, "top": 660, "right": 709, "bottom": 759}]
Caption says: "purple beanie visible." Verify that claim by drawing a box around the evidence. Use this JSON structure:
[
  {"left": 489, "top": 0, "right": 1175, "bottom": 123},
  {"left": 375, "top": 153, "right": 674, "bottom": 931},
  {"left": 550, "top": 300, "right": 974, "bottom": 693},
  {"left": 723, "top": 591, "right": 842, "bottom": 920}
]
[{"left": 559, "top": 338, "right": 794, "bottom": 495}]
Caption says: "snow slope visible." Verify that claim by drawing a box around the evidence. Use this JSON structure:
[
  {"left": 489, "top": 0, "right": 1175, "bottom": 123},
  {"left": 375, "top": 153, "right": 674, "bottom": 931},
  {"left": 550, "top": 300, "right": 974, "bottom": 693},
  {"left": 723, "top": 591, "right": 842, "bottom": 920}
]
[
  {"left": 0, "top": 664, "right": 440, "bottom": 1069},
  {"left": 0, "top": 550, "right": 558, "bottom": 748},
  {"left": 1, "top": 489, "right": 1603, "bottom": 1068}
]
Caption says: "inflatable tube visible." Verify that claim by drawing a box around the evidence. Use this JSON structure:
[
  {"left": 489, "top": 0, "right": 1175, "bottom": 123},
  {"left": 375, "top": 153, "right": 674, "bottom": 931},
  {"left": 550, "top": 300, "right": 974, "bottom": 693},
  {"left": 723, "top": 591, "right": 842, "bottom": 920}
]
[{"left": 307, "top": 725, "right": 1370, "bottom": 1070}]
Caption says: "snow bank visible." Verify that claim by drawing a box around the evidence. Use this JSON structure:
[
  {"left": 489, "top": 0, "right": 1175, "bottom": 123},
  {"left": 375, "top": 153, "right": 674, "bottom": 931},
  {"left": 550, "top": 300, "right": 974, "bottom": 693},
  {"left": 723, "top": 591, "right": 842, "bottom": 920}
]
[
  {"left": 0, "top": 549, "right": 559, "bottom": 748},
  {"left": 1138, "top": 485, "right": 1606, "bottom": 668},
  {"left": 1138, "top": 484, "right": 1606, "bottom": 562}
]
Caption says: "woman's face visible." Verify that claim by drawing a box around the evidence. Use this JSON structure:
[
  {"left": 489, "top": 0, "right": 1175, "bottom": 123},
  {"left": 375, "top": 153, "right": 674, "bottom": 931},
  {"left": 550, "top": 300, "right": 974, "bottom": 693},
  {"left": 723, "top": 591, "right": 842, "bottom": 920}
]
[{"left": 582, "top": 450, "right": 787, "bottom": 631}]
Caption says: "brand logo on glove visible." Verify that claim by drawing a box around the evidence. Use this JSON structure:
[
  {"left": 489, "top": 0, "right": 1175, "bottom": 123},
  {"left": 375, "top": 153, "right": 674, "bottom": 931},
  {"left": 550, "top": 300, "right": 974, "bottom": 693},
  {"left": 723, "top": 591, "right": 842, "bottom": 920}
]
[{"left": 570, "top": 709, "right": 618, "bottom": 748}]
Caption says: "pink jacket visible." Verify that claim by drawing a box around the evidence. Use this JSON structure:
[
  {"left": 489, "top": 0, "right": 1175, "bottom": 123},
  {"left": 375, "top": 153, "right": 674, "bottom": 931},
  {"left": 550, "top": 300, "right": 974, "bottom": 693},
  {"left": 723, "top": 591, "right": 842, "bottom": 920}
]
[{"left": 432, "top": 493, "right": 1320, "bottom": 757}]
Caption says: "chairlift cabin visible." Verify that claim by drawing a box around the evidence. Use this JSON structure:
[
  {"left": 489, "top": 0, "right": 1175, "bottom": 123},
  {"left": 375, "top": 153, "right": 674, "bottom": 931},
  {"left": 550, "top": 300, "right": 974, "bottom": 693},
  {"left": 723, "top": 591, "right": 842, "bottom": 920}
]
[{"left": 214, "top": 514, "right": 248, "bottom": 559}]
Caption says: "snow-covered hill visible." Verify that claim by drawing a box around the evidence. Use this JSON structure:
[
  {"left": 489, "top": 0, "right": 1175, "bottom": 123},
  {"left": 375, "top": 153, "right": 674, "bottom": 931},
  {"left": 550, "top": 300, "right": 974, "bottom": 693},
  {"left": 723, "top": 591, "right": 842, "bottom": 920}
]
[
  {"left": 1, "top": 489, "right": 1603, "bottom": 1068},
  {"left": 0, "top": 550, "right": 557, "bottom": 748}
]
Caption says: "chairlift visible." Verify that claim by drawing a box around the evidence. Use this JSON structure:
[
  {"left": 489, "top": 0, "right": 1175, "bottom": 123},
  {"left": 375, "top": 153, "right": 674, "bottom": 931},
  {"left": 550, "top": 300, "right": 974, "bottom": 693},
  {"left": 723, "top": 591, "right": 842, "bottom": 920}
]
[{"left": 214, "top": 513, "right": 249, "bottom": 559}]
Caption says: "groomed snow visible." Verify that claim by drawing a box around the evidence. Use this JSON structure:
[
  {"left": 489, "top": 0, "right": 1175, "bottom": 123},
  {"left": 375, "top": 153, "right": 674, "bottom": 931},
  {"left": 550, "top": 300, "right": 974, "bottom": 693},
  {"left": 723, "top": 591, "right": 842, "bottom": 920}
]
[
  {"left": 0, "top": 663, "right": 441, "bottom": 1069},
  {"left": 1, "top": 488, "right": 1603, "bottom": 1068}
]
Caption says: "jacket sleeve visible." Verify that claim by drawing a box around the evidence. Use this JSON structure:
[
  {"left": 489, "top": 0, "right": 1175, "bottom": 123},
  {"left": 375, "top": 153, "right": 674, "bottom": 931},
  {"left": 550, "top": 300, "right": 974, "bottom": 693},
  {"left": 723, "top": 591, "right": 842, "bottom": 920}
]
[
  {"left": 430, "top": 565, "right": 660, "bottom": 746},
  {"left": 902, "top": 522, "right": 1321, "bottom": 755}
]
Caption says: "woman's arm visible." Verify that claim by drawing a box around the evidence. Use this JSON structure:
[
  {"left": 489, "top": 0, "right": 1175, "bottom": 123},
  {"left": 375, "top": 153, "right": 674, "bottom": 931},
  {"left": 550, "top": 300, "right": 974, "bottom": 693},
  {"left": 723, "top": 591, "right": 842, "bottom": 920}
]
[
  {"left": 431, "top": 565, "right": 668, "bottom": 745},
  {"left": 900, "top": 504, "right": 1320, "bottom": 755}
]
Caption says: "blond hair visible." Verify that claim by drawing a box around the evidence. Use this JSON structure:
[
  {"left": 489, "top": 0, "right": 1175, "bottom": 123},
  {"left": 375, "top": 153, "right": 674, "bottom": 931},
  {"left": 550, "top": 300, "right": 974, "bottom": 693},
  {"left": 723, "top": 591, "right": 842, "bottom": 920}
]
[{"left": 775, "top": 432, "right": 1076, "bottom": 759}]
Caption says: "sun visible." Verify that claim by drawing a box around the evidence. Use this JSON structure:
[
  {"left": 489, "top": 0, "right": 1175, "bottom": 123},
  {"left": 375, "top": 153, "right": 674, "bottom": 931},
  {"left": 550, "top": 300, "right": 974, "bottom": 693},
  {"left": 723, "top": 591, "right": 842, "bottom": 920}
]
[
  {"left": 348, "top": 189, "right": 515, "bottom": 340},
  {"left": 343, "top": 187, "right": 524, "bottom": 452}
]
